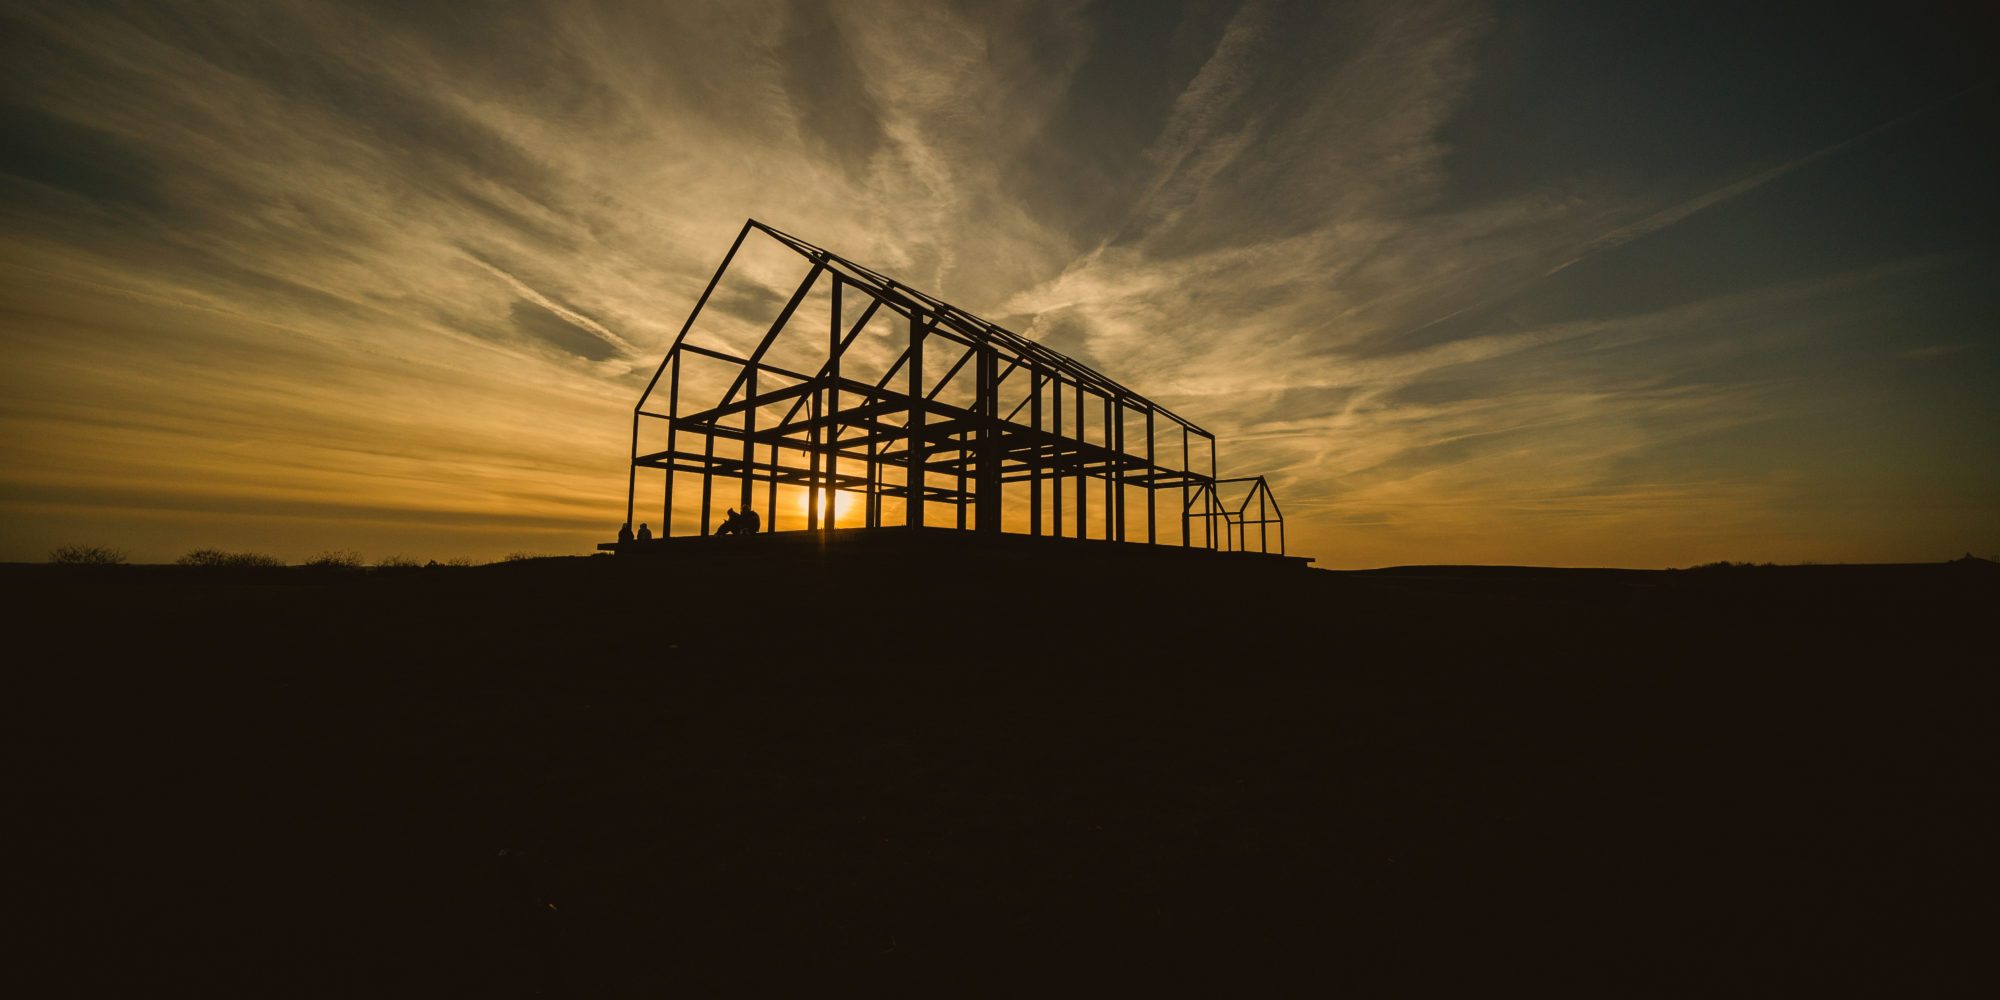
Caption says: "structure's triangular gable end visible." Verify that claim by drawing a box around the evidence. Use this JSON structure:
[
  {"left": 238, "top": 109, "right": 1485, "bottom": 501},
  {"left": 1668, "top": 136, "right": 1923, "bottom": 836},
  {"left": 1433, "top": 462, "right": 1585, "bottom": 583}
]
[
  {"left": 824, "top": 283, "right": 910, "bottom": 394},
  {"left": 674, "top": 231, "right": 805, "bottom": 362},
  {"left": 625, "top": 220, "right": 1286, "bottom": 556},
  {"left": 753, "top": 263, "right": 837, "bottom": 383}
]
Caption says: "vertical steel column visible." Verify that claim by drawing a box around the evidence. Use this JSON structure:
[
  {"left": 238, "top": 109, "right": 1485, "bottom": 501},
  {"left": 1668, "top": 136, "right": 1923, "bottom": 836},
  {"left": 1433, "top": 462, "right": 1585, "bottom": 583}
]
[
  {"left": 1051, "top": 375, "right": 1063, "bottom": 538},
  {"left": 739, "top": 368, "right": 757, "bottom": 516},
  {"left": 700, "top": 430, "right": 715, "bottom": 536},
  {"left": 866, "top": 439, "right": 879, "bottom": 528},
  {"left": 1076, "top": 383, "right": 1088, "bottom": 539},
  {"left": 1180, "top": 425, "right": 1190, "bottom": 548},
  {"left": 906, "top": 309, "right": 926, "bottom": 527},
  {"left": 664, "top": 352, "right": 680, "bottom": 533},
  {"left": 958, "top": 354, "right": 972, "bottom": 529},
  {"left": 1258, "top": 479, "right": 1268, "bottom": 554},
  {"left": 865, "top": 365, "right": 879, "bottom": 527},
  {"left": 976, "top": 347, "right": 1000, "bottom": 533},
  {"left": 625, "top": 412, "right": 639, "bottom": 530},
  {"left": 1104, "top": 395, "right": 1118, "bottom": 542},
  {"left": 1208, "top": 436, "right": 1219, "bottom": 550},
  {"left": 825, "top": 278, "right": 841, "bottom": 532},
  {"left": 956, "top": 428, "right": 968, "bottom": 530},
  {"left": 1029, "top": 370, "right": 1043, "bottom": 537},
  {"left": 1144, "top": 408, "right": 1155, "bottom": 544},
  {"left": 766, "top": 438, "right": 778, "bottom": 531},
  {"left": 806, "top": 391, "right": 821, "bottom": 532}
]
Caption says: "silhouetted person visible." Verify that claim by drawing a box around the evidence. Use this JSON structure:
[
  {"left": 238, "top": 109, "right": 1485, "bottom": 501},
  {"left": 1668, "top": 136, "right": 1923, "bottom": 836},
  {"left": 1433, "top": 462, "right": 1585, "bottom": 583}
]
[
  {"left": 636, "top": 522, "right": 652, "bottom": 541},
  {"left": 617, "top": 522, "right": 634, "bottom": 544},
  {"left": 714, "top": 508, "right": 760, "bottom": 538}
]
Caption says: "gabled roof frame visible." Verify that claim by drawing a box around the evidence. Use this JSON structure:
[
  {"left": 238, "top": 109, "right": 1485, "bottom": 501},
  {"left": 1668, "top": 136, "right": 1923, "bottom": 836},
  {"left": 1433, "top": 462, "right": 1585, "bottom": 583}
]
[{"left": 622, "top": 219, "right": 1284, "bottom": 555}]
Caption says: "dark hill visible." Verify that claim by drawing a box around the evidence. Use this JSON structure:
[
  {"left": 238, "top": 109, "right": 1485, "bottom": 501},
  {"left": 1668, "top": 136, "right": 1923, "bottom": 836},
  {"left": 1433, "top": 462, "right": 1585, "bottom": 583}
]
[{"left": 12, "top": 537, "right": 1995, "bottom": 993}]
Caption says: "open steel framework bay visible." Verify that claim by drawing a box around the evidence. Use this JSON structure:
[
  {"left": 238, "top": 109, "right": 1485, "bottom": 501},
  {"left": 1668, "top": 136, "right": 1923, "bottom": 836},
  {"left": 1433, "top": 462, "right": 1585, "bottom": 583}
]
[{"left": 625, "top": 220, "right": 1286, "bottom": 555}]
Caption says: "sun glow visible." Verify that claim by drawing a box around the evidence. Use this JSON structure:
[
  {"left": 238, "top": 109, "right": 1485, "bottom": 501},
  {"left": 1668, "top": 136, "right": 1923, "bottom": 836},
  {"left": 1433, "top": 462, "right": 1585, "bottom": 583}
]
[{"left": 804, "top": 490, "right": 855, "bottom": 526}]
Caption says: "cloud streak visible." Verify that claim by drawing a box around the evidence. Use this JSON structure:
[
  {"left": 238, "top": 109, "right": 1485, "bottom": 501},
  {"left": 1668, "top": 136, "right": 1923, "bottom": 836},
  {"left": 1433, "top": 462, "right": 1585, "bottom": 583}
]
[{"left": 1, "top": 0, "right": 1992, "bottom": 565}]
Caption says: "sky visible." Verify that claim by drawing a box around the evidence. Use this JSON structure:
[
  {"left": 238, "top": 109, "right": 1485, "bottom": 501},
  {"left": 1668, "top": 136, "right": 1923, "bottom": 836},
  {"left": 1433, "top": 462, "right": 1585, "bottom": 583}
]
[{"left": 2, "top": 0, "right": 1995, "bottom": 567}]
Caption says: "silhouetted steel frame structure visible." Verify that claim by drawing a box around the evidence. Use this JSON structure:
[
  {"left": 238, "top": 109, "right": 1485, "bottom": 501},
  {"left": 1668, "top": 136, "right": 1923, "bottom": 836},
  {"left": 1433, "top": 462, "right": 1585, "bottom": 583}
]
[{"left": 625, "top": 220, "right": 1285, "bottom": 554}]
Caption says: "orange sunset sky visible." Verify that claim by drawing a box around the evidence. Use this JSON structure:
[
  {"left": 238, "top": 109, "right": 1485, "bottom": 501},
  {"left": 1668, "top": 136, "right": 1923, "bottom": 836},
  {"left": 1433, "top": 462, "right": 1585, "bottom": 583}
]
[{"left": 3, "top": 2, "right": 1994, "bottom": 567}]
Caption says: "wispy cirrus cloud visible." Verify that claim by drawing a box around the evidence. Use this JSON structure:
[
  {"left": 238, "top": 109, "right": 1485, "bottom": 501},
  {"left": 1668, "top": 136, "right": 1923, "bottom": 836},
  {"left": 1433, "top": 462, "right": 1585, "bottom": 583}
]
[{"left": 1, "top": 0, "right": 1991, "bottom": 564}]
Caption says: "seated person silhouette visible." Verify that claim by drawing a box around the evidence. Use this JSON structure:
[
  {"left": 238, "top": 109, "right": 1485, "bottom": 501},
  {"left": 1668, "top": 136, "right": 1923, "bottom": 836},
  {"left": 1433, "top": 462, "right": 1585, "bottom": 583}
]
[
  {"left": 635, "top": 522, "right": 652, "bottom": 541},
  {"left": 715, "top": 507, "right": 760, "bottom": 537},
  {"left": 617, "top": 522, "right": 634, "bottom": 544}
]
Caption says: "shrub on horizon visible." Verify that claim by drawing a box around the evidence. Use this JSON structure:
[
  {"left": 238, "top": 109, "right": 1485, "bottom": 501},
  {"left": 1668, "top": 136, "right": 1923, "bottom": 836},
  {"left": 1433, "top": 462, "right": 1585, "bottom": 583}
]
[
  {"left": 303, "top": 550, "right": 363, "bottom": 569},
  {"left": 49, "top": 544, "right": 126, "bottom": 566},
  {"left": 177, "top": 549, "right": 284, "bottom": 568},
  {"left": 375, "top": 555, "right": 421, "bottom": 570}
]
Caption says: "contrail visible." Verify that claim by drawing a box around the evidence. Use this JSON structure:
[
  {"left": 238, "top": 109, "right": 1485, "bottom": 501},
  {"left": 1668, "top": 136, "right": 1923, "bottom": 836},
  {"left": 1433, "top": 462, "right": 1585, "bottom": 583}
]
[{"left": 464, "top": 253, "right": 638, "bottom": 356}]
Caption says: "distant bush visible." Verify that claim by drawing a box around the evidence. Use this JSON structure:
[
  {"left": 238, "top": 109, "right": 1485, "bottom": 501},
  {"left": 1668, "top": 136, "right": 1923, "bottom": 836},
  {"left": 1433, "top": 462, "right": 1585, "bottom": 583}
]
[
  {"left": 374, "top": 555, "right": 422, "bottom": 570},
  {"left": 178, "top": 549, "right": 284, "bottom": 568},
  {"left": 303, "top": 550, "right": 363, "bottom": 569},
  {"left": 442, "top": 556, "right": 479, "bottom": 567},
  {"left": 502, "top": 552, "right": 542, "bottom": 563},
  {"left": 49, "top": 544, "right": 126, "bottom": 566}
]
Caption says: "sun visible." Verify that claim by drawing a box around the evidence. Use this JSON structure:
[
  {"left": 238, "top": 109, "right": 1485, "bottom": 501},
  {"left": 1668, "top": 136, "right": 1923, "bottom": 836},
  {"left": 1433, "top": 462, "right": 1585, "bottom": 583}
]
[{"left": 802, "top": 489, "right": 853, "bottom": 526}]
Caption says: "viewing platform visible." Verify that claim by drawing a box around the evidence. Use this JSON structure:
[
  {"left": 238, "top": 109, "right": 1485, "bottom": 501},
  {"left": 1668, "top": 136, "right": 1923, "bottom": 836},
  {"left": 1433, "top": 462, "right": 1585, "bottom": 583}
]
[{"left": 596, "top": 524, "right": 1315, "bottom": 573}]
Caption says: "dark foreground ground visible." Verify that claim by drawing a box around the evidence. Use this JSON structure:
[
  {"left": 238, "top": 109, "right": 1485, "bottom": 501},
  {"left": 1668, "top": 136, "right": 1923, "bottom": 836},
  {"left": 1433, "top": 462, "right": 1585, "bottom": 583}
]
[{"left": 11, "top": 536, "right": 1997, "bottom": 995}]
